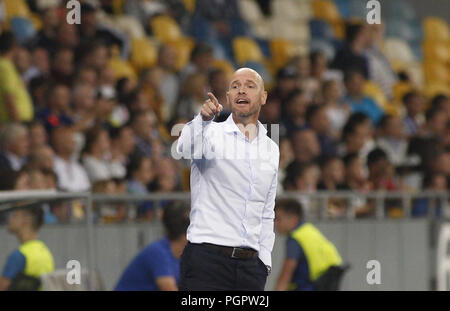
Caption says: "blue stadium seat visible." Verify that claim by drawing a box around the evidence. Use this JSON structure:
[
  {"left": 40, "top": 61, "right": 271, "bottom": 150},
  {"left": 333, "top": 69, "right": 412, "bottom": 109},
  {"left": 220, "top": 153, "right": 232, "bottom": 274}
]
[
  {"left": 244, "top": 61, "right": 272, "bottom": 85},
  {"left": 386, "top": 20, "right": 419, "bottom": 43},
  {"left": 348, "top": 0, "right": 367, "bottom": 18},
  {"left": 333, "top": 0, "right": 351, "bottom": 18},
  {"left": 388, "top": 0, "right": 416, "bottom": 21},
  {"left": 309, "top": 19, "right": 335, "bottom": 42},
  {"left": 11, "top": 17, "right": 36, "bottom": 44},
  {"left": 310, "top": 39, "right": 336, "bottom": 61}
]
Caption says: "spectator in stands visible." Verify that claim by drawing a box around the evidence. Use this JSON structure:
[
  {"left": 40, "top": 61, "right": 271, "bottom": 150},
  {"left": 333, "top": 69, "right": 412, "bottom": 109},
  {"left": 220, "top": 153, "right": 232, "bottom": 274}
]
[
  {"left": 51, "top": 127, "right": 90, "bottom": 192},
  {"left": 0, "top": 32, "right": 33, "bottom": 122},
  {"left": 31, "top": 47, "right": 50, "bottom": 77},
  {"left": 37, "top": 84, "right": 73, "bottom": 133},
  {"left": 56, "top": 23, "right": 80, "bottom": 51},
  {"left": 176, "top": 72, "right": 208, "bottom": 121},
  {"left": 412, "top": 172, "right": 448, "bottom": 217},
  {"left": 131, "top": 112, "right": 159, "bottom": 158},
  {"left": 79, "top": 41, "right": 110, "bottom": 73},
  {"left": 140, "top": 67, "right": 165, "bottom": 123},
  {"left": 126, "top": 156, "right": 156, "bottom": 220},
  {"left": 82, "top": 127, "right": 121, "bottom": 183},
  {"left": 78, "top": 2, "right": 129, "bottom": 58},
  {"left": 423, "top": 106, "right": 448, "bottom": 141},
  {"left": 318, "top": 156, "right": 345, "bottom": 191},
  {"left": 306, "top": 104, "right": 337, "bottom": 157},
  {"left": 28, "top": 121, "right": 48, "bottom": 150},
  {"left": 0, "top": 123, "right": 30, "bottom": 171},
  {"left": 273, "top": 66, "right": 300, "bottom": 106},
  {"left": 0, "top": 169, "right": 30, "bottom": 191},
  {"left": 431, "top": 94, "right": 450, "bottom": 119},
  {"left": 402, "top": 91, "right": 425, "bottom": 137},
  {"left": 331, "top": 21, "right": 370, "bottom": 79},
  {"left": 71, "top": 83, "right": 96, "bottom": 133},
  {"left": 365, "top": 23, "right": 398, "bottom": 99},
  {"left": 322, "top": 79, "right": 349, "bottom": 137},
  {"left": 156, "top": 44, "right": 180, "bottom": 122},
  {"left": 280, "top": 89, "right": 309, "bottom": 136},
  {"left": 50, "top": 48, "right": 74, "bottom": 86},
  {"left": 94, "top": 86, "right": 118, "bottom": 129},
  {"left": 26, "top": 7, "right": 60, "bottom": 54},
  {"left": 180, "top": 43, "right": 214, "bottom": 82},
  {"left": 27, "top": 145, "right": 55, "bottom": 172},
  {"left": 28, "top": 76, "right": 50, "bottom": 111},
  {"left": 277, "top": 138, "right": 295, "bottom": 194},
  {"left": 367, "top": 148, "right": 398, "bottom": 191},
  {"left": 208, "top": 69, "right": 231, "bottom": 121},
  {"left": 290, "top": 129, "right": 320, "bottom": 165},
  {"left": 340, "top": 116, "right": 374, "bottom": 166},
  {"left": 115, "top": 201, "right": 189, "bottom": 290},
  {"left": 13, "top": 47, "right": 41, "bottom": 84},
  {"left": 376, "top": 115, "right": 409, "bottom": 167},
  {"left": 0, "top": 206, "right": 54, "bottom": 291},
  {"left": 109, "top": 126, "right": 136, "bottom": 178},
  {"left": 274, "top": 199, "right": 342, "bottom": 291},
  {"left": 343, "top": 70, "right": 384, "bottom": 124},
  {"left": 73, "top": 65, "right": 98, "bottom": 87}
]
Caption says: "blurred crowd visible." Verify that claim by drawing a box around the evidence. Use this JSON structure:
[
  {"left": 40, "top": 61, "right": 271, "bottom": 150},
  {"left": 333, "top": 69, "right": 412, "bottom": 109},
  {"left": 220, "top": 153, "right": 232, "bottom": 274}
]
[{"left": 0, "top": 0, "right": 448, "bottom": 223}]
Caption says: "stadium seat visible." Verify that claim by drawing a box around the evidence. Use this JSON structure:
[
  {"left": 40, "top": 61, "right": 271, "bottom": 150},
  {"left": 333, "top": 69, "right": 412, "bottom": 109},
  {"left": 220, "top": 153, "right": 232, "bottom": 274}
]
[
  {"left": 383, "top": 38, "right": 416, "bottom": 63},
  {"left": 3, "top": 0, "right": 30, "bottom": 20},
  {"left": 108, "top": 56, "right": 137, "bottom": 82},
  {"left": 272, "top": 0, "right": 310, "bottom": 21},
  {"left": 29, "top": 13, "right": 42, "bottom": 30},
  {"left": 130, "top": 38, "right": 158, "bottom": 70},
  {"left": 270, "top": 19, "right": 310, "bottom": 43},
  {"left": 309, "top": 19, "right": 335, "bottom": 41},
  {"left": 232, "top": 37, "right": 265, "bottom": 65},
  {"left": 423, "top": 41, "right": 450, "bottom": 63},
  {"left": 150, "top": 15, "right": 182, "bottom": 43},
  {"left": 386, "top": 20, "right": 419, "bottom": 42},
  {"left": 182, "top": 0, "right": 196, "bottom": 13},
  {"left": 10, "top": 17, "right": 36, "bottom": 44},
  {"left": 167, "top": 37, "right": 195, "bottom": 71},
  {"left": 238, "top": 0, "right": 265, "bottom": 24},
  {"left": 312, "top": 0, "right": 341, "bottom": 23},
  {"left": 214, "top": 59, "right": 235, "bottom": 80},
  {"left": 392, "top": 81, "right": 414, "bottom": 103},
  {"left": 423, "top": 61, "right": 449, "bottom": 84},
  {"left": 112, "top": 0, "right": 126, "bottom": 15},
  {"left": 423, "top": 83, "right": 450, "bottom": 98},
  {"left": 388, "top": 0, "right": 416, "bottom": 22},
  {"left": 423, "top": 17, "right": 450, "bottom": 41},
  {"left": 270, "top": 39, "right": 297, "bottom": 71},
  {"left": 334, "top": 0, "right": 351, "bottom": 18},
  {"left": 310, "top": 39, "right": 335, "bottom": 61},
  {"left": 363, "top": 81, "right": 390, "bottom": 114}
]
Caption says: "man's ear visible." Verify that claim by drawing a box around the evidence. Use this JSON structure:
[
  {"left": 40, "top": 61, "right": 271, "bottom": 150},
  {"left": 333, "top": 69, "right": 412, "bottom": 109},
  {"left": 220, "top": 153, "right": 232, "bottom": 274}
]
[{"left": 261, "top": 91, "right": 268, "bottom": 106}]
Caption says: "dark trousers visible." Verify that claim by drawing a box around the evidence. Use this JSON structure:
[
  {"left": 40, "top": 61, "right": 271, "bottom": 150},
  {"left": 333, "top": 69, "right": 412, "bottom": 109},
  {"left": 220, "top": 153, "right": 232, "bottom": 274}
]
[{"left": 179, "top": 242, "right": 268, "bottom": 291}]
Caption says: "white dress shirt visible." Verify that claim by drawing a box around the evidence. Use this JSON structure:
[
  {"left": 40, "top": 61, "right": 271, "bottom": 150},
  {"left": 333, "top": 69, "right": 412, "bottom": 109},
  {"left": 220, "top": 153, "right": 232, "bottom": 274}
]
[
  {"left": 54, "top": 156, "right": 91, "bottom": 192},
  {"left": 176, "top": 112, "right": 279, "bottom": 267}
]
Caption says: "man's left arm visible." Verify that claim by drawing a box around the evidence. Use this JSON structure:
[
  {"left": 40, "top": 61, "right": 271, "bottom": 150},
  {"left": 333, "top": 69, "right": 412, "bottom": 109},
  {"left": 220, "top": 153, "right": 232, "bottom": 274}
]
[{"left": 259, "top": 153, "right": 279, "bottom": 270}]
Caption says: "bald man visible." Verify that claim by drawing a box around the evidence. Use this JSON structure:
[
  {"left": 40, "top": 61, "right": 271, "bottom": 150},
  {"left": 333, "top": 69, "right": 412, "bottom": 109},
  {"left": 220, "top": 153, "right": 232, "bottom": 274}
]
[{"left": 176, "top": 68, "right": 280, "bottom": 290}]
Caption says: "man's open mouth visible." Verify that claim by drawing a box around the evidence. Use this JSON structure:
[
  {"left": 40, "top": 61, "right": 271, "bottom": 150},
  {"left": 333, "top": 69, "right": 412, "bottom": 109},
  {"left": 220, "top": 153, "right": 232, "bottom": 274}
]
[{"left": 236, "top": 99, "right": 250, "bottom": 105}]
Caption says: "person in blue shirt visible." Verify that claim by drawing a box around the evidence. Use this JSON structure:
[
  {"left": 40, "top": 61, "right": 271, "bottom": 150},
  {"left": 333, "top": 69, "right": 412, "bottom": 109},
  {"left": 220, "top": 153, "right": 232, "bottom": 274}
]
[
  {"left": 343, "top": 69, "right": 384, "bottom": 125},
  {"left": 114, "top": 202, "right": 190, "bottom": 291},
  {"left": 274, "top": 199, "right": 342, "bottom": 291}
]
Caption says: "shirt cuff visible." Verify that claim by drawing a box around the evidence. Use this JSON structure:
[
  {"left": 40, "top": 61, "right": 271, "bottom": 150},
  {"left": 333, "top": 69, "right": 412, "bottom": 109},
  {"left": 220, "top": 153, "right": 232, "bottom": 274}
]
[{"left": 258, "top": 247, "right": 272, "bottom": 268}]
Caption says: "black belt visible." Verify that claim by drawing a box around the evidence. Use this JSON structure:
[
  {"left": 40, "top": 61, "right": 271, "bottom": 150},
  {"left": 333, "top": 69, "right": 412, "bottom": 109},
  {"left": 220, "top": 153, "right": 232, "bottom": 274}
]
[{"left": 203, "top": 243, "right": 258, "bottom": 259}]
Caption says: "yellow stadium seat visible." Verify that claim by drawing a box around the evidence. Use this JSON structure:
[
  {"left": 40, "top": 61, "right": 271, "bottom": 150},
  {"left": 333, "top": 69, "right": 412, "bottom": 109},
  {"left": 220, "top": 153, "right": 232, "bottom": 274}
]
[
  {"left": 29, "top": 13, "right": 42, "bottom": 31},
  {"left": 112, "top": 0, "right": 126, "bottom": 15},
  {"left": 423, "top": 41, "right": 450, "bottom": 63},
  {"left": 423, "top": 17, "right": 450, "bottom": 41},
  {"left": 423, "top": 61, "right": 449, "bottom": 84},
  {"left": 182, "top": 0, "right": 196, "bottom": 13},
  {"left": 312, "top": 0, "right": 341, "bottom": 23},
  {"left": 167, "top": 37, "right": 195, "bottom": 71},
  {"left": 108, "top": 47, "right": 137, "bottom": 80},
  {"left": 3, "top": 0, "right": 30, "bottom": 19},
  {"left": 270, "top": 39, "right": 297, "bottom": 71},
  {"left": 232, "top": 37, "right": 264, "bottom": 65},
  {"left": 214, "top": 59, "right": 235, "bottom": 80},
  {"left": 423, "top": 83, "right": 450, "bottom": 98},
  {"left": 130, "top": 38, "right": 158, "bottom": 70},
  {"left": 150, "top": 15, "right": 182, "bottom": 43},
  {"left": 393, "top": 82, "right": 414, "bottom": 103},
  {"left": 364, "top": 81, "right": 391, "bottom": 113}
]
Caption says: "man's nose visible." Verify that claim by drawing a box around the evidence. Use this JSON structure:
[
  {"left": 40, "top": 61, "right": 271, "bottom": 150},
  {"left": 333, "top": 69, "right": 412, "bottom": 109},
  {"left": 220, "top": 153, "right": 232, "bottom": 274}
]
[{"left": 238, "top": 87, "right": 246, "bottom": 94}]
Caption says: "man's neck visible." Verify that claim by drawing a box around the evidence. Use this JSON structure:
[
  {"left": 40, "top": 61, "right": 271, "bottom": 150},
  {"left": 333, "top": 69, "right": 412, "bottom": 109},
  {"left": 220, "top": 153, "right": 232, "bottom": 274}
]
[
  {"left": 57, "top": 152, "right": 72, "bottom": 162},
  {"left": 18, "top": 230, "right": 37, "bottom": 244},
  {"left": 232, "top": 113, "right": 259, "bottom": 141},
  {"left": 170, "top": 239, "right": 186, "bottom": 259}
]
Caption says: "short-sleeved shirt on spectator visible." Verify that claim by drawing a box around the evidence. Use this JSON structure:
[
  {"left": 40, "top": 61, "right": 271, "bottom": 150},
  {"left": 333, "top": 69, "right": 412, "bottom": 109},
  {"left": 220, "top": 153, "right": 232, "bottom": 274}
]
[{"left": 114, "top": 238, "right": 180, "bottom": 291}]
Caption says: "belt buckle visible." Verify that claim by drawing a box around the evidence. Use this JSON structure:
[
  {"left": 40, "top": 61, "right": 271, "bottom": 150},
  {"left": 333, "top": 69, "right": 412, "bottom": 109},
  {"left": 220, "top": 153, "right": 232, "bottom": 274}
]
[{"left": 231, "top": 247, "right": 240, "bottom": 259}]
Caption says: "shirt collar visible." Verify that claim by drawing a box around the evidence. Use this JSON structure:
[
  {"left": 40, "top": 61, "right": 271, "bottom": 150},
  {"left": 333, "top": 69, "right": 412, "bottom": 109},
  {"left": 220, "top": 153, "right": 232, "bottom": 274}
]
[{"left": 223, "top": 112, "right": 268, "bottom": 140}]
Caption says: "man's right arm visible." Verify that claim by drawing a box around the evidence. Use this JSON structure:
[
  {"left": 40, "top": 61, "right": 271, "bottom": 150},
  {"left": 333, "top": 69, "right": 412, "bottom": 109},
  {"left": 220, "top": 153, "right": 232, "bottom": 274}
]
[
  {"left": 0, "top": 250, "right": 26, "bottom": 291},
  {"left": 176, "top": 93, "right": 223, "bottom": 160}
]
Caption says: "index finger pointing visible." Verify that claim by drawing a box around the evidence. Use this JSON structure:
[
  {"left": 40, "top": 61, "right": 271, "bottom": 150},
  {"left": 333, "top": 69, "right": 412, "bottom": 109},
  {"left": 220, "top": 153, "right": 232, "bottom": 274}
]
[{"left": 207, "top": 92, "right": 219, "bottom": 107}]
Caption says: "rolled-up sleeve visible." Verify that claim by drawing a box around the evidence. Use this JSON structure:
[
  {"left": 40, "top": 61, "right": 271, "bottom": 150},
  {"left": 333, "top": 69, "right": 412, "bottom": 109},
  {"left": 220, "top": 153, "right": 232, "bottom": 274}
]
[
  {"left": 259, "top": 155, "right": 279, "bottom": 268},
  {"left": 176, "top": 113, "right": 214, "bottom": 160}
]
